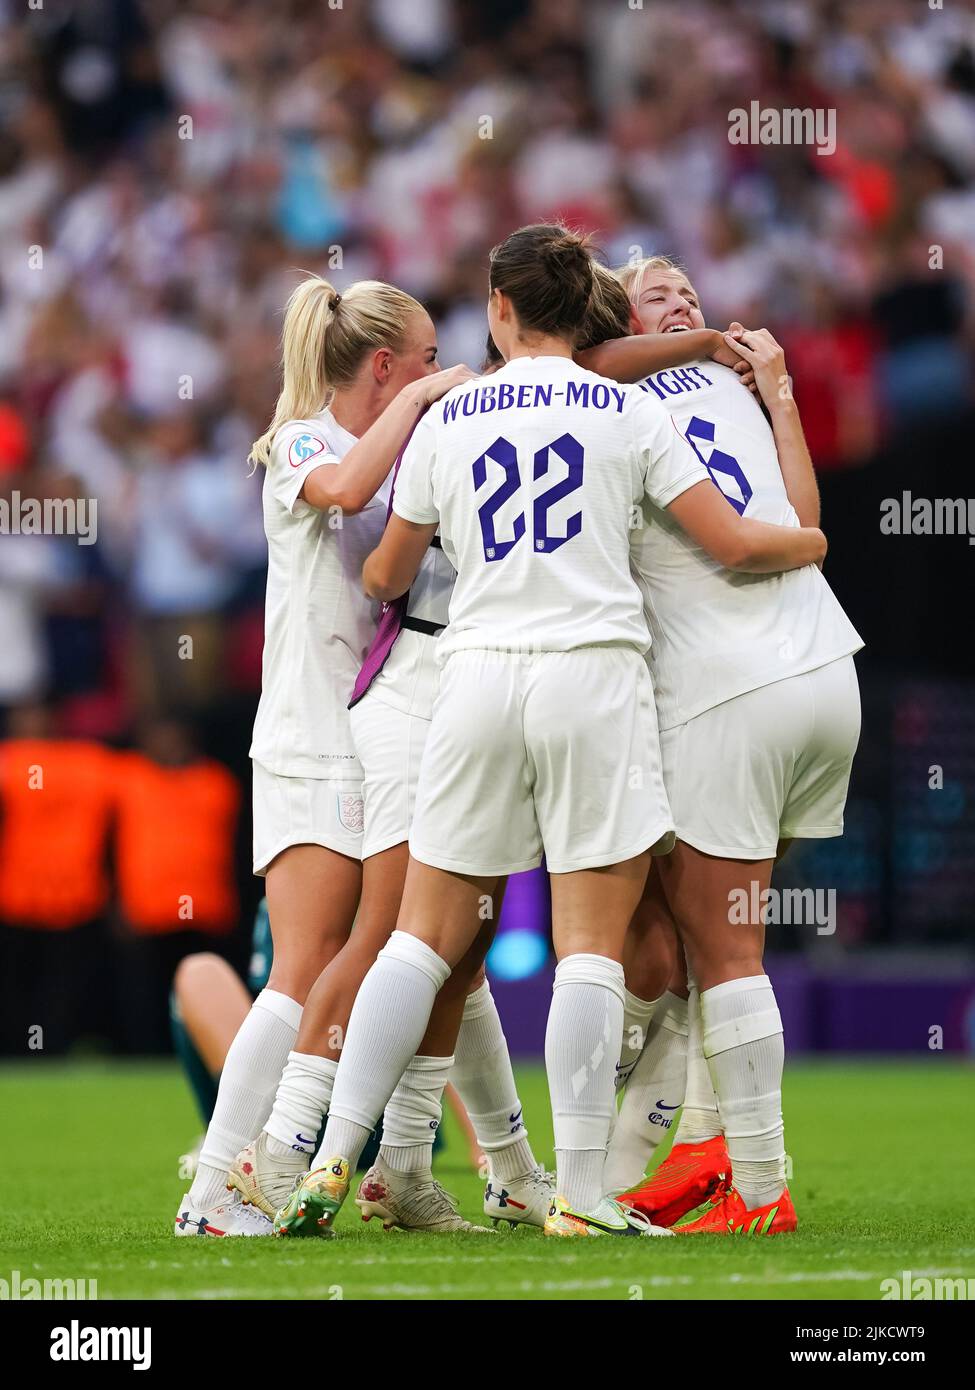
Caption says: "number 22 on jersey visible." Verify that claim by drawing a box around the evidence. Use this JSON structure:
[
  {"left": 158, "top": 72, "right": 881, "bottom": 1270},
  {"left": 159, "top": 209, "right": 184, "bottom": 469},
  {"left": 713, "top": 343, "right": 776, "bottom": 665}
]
[{"left": 474, "top": 433, "right": 583, "bottom": 562}]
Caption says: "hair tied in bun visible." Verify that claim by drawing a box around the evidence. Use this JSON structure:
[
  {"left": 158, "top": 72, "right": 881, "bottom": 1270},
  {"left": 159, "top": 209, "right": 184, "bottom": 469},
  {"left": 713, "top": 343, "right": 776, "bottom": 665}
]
[
  {"left": 329, "top": 292, "right": 342, "bottom": 311},
  {"left": 489, "top": 222, "right": 594, "bottom": 343}
]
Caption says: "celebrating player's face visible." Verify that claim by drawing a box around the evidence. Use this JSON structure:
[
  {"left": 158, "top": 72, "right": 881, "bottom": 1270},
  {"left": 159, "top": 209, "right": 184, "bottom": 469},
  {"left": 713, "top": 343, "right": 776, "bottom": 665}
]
[
  {"left": 632, "top": 269, "right": 705, "bottom": 336},
  {"left": 385, "top": 308, "right": 441, "bottom": 394}
]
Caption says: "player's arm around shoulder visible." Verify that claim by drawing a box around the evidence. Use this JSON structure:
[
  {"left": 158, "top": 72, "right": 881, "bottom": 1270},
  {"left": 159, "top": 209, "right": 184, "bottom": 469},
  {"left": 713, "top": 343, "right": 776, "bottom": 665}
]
[
  {"left": 363, "top": 516, "right": 439, "bottom": 602},
  {"left": 302, "top": 364, "right": 477, "bottom": 516},
  {"left": 668, "top": 480, "right": 826, "bottom": 573},
  {"left": 630, "top": 391, "right": 827, "bottom": 574},
  {"left": 577, "top": 328, "right": 726, "bottom": 383},
  {"left": 362, "top": 410, "right": 440, "bottom": 603},
  {"left": 722, "top": 326, "right": 821, "bottom": 529}
]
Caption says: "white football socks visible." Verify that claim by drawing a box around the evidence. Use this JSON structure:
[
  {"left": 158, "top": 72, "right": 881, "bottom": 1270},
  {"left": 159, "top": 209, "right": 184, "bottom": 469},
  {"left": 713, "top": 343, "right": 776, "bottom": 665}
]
[
  {"left": 190, "top": 988, "right": 302, "bottom": 1209},
  {"left": 617, "top": 989, "right": 658, "bottom": 1090},
  {"left": 671, "top": 986, "right": 722, "bottom": 1146},
  {"left": 314, "top": 931, "right": 451, "bottom": 1171},
  {"left": 450, "top": 980, "right": 537, "bottom": 1184},
  {"left": 603, "top": 990, "right": 689, "bottom": 1193},
  {"left": 264, "top": 1051, "right": 337, "bottom": 1158},
  {"left": 379, "top": 1054, "right": 453, "bottom": 1176},
  {"left": 701, "top": 973, "right": 785, "bottom": 1210},
  {"left": 545, "top": 953, "right": 625, "bottom": 1214}
]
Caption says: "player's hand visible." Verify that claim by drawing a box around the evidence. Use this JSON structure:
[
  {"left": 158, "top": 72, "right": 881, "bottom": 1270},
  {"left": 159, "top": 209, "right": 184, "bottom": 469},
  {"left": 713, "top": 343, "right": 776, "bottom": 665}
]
[
  {"left": 420, "top": 363, "right": 478, "bottom": 404},
  {"left": 723, "top": 327, "right": 792, "bottom": 410},
  {"left": 710, "top": 323, "right": 758, "bottom": 394}
]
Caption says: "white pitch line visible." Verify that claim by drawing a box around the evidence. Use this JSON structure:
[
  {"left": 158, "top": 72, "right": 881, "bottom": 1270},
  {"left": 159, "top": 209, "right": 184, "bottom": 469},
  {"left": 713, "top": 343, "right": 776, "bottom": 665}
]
[{"left": 103, "top": 1267, "right": 975, "bottom": 1300}]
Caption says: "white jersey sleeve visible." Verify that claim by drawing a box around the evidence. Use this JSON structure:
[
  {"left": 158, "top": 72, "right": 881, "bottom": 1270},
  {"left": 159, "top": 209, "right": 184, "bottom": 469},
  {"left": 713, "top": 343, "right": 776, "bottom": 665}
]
[
  {"left": 392, "top": 413, "right": 439, "bottom": 525},
  {"left": 631, "top": 394, "right": 710, "bottom": 509},
  {"left": 268, "top": 422, "right": 343, "bottom": 516}
]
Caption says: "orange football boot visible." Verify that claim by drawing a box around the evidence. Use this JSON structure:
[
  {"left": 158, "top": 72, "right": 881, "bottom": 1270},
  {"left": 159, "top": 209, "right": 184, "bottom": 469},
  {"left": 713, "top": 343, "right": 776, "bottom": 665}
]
[
  {"left": 619, "top": 1136, "right": 730, "bottom": 1227},
  {"left": 676, "top": 1184, "right": 797, "bottom": 1236}
]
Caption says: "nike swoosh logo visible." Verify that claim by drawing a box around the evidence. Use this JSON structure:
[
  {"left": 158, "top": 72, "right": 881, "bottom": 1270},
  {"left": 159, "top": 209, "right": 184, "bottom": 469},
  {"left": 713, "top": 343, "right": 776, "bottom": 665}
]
[
  {"left": 509, "top": 1108, "right": 523, "bottom": 1125},
  {"left": 655, "top": 1101, "right": 680, "bottom": 1110},
  {"left": 295, "top": 1133, "right": 317, "bottom": 1145},
  {"left": 583, "top": 1216, "right": 630, "bottom": 1234}
]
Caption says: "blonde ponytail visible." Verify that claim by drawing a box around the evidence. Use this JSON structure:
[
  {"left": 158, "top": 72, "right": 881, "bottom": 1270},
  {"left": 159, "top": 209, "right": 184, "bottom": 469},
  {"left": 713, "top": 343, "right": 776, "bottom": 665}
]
[{"left": 249, "top": 275, "right": 424, "bottom": 469}]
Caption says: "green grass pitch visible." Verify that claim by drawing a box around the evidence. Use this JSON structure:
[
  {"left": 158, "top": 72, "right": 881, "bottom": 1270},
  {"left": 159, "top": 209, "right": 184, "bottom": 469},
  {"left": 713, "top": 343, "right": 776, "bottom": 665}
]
[{"left": 1, "top": 1058, "right": 972, "bottom": 1301}]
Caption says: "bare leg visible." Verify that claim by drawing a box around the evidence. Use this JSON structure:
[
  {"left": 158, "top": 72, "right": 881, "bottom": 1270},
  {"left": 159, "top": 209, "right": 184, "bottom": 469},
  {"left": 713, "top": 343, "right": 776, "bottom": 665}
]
[
  {"left": 655, "top": 842, "right": 770, "bottom": 992},
  {"left": 549, "top": 853, "right": 650, "bottom": 962},
  {"left": 398, "top": 861, "right": 500, "bottom": 964},
  {"left": 172, "top": 953, "right": 250, "bottom": 1076},
  {"left": 622, "top": 865, "right": 679, "bottom": 1004},
  {"left": 264, "top": 844, "right": 362, "bottom": 1003},
  {"left": 293, "top": 843, "right": 410, "bottom": 1060}
]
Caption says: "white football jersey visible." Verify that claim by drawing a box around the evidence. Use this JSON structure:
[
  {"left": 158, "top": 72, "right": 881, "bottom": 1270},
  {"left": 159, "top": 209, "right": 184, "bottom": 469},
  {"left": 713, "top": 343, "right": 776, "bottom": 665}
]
[
  {"left": 628, "top": 360, "right": 863, "bottom": 730},
  {"left": 367, "top": 543, "right": 455, "bottom": 719},
  {"left": 392, "top": 355, "right": 707, "bottom": 659},
  {"left": 250, "top": 408, "right": 390, "bottom": 777}
]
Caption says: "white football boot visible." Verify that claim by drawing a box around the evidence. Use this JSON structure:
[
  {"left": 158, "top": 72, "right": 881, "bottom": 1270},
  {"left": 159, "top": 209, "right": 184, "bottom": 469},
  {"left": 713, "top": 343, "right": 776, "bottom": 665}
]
[
  {"left": 227, "top": 1133, "right": 307, "bottom": 1219},
  {"left": 356, "top": 1157, "right": 495, "bottom": 1233},
  {"left": 483, "top": 1164, "right": 556, "bottom": 1229},
  {"left": 174, "top": 1190, "right": 273, "bottom": 1237},
  {"left": 544, "top": 1194, "right": 673, "bottom": 1238}
]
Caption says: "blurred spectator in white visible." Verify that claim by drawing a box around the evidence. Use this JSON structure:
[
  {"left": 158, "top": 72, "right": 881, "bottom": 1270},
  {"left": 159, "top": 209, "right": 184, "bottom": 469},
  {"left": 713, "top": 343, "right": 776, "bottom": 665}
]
[
  {"left": 128, "top": 410, "right": 244, "bottom": 710},
  {"left": 0, "top": 0, "right": 968, "bottom": 736}
]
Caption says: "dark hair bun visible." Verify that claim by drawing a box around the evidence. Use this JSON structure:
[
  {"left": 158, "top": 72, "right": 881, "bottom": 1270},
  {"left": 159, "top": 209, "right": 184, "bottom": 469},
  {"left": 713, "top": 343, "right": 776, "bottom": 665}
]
[
  {"left": 489, "top": 223, "right": 594, "bottom": 343},
  {"left": 542, "top": 233, "right": 591, "bottom": 271}
]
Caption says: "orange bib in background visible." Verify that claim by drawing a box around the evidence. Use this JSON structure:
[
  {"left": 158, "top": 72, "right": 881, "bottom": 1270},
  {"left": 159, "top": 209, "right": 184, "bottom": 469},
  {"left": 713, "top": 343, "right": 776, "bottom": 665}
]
[
  {"left": 115, "top": 754, "right": 239, "bottom": 935},
  {"left": 0, "top": 739, "right": 116, "bottom": 929}
]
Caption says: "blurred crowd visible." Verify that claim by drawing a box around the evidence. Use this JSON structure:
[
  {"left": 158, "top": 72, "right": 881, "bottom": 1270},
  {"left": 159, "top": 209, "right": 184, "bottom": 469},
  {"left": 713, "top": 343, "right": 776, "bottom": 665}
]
[
  {"left": 0, "top": 0, "right": 974, "bottom": 727},
  {"left": 0, "top": 0, "right": 974, "bottom": 1049}
]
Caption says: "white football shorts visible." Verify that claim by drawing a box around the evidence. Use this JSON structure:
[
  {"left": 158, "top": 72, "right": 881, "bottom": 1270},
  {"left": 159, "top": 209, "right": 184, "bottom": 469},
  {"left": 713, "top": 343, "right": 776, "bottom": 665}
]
[
  {"left": 252, "top": 760, "right": 364, "bottom": 874},
  {"left": 409, "top": 646, "right": 675, "bottom": 877},
  {"left": 659, "top": 654, "right": 861, "bottom": 861},
  {"left": 350, "top": 692, "right": 430, "bottom": 860}
]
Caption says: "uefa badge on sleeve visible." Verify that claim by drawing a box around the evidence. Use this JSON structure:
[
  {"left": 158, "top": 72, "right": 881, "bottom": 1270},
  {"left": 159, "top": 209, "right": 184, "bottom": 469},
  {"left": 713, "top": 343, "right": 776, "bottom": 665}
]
[{"left": 289, "top": 434, "right": 327, "bottom": 468}]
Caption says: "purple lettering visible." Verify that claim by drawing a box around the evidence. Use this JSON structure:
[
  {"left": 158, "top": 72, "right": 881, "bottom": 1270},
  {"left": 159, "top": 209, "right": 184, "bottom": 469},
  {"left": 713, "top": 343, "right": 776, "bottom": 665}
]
[{"left": 566, "top": 381, "right": 589, "bottom": 407}]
